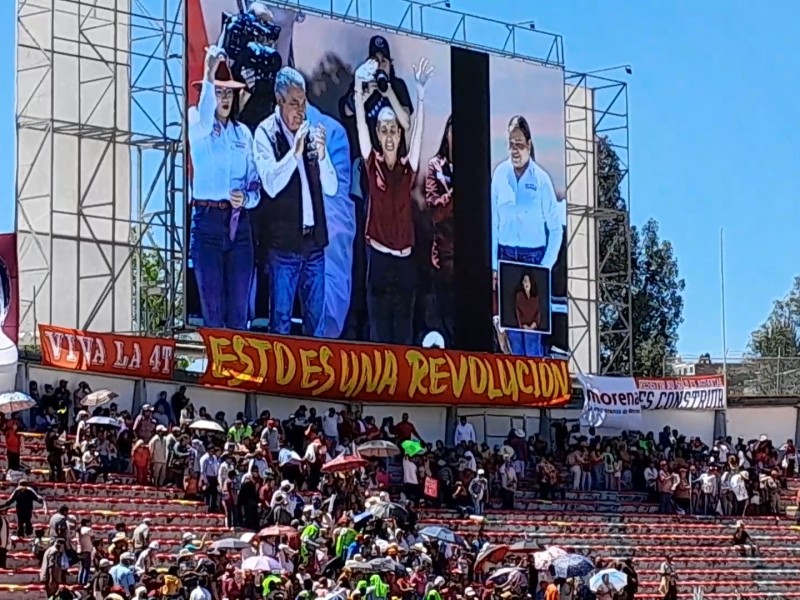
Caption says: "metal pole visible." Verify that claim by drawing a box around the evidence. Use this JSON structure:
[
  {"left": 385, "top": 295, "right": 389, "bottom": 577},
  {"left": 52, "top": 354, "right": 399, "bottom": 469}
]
[{"left": 720, "top": 229, "right": 728, "bottom": 380}]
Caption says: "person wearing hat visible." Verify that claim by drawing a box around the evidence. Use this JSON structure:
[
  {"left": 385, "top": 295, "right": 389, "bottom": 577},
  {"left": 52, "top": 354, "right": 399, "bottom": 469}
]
[
  {"left": 92, "top": 559, "right": 114, "bottom": 600},
  {"left": 133, "top": 405, "right": 156, "bottom": 443},
  {"left": 353, "top": 52, "right": 434, "bottom": 344},
  {"left": 252, "top": 65, "right": 339, "bottom": 338},
  {"left": 188, "top": 43, "right": 260, "bottom": 330},
  {"left": 149, "top": 425, "right": 169, "bottom": 487}
]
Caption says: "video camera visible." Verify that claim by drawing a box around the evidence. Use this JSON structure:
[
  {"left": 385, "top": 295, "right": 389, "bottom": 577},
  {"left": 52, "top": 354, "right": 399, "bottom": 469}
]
[{"left": 219, "top": 8, "right": 282, "bottom": 92}]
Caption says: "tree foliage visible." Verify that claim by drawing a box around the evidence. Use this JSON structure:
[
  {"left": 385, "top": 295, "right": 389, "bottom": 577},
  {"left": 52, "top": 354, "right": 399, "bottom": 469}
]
[
  {"left": 596, "top": 136, "right": 685, "bottom": 376},
  {"left": 131, "top": 248, "right": 180, "bottom": 336},
  {"left": 749, "top": 277, "right": 800, "bottom": 358}
]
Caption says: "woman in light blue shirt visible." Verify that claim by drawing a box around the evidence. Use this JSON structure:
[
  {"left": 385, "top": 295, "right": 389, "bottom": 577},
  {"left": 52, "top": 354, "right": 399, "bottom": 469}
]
[
  {"left": 188, "top": 46, "right": 260, "bottom": 330},
  {"left": 491, "top": 115, "right": 564, "bottom": 358}
]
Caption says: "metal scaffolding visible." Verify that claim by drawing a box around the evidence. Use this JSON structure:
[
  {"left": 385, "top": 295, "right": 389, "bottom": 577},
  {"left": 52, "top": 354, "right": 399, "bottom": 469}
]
[
  {"left": 15, "top": 0, "right": 633, "bottom": 377},
  {"left": 15, "top": 0, "right": 185, "bottom": 341},
  {"left": 565, "top": 73, "right": 632, "bottom": 376}
]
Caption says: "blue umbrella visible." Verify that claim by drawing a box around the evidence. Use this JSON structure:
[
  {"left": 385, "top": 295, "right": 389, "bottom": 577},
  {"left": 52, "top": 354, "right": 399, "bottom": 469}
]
[
  {"left": 353, "top": 511, "right": 374, "bottom": 529},
  {"left": 552, "top": 554, "right": 594, "bottom": 578},
  {"left": 419, "top": 525, "right": 465, "bottom": 546}
]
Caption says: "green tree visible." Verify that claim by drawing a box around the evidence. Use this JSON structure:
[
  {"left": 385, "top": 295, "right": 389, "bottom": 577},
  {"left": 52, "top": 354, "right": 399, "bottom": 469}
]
[
  {"left": 596, "top": 136, "right": 685, "bottom": 376},
  {"left": 749, "top": 277, "right": 800, "bottom": 358},
  {"left": 131, "top": 248, "right": 181, "bottom": 336}
]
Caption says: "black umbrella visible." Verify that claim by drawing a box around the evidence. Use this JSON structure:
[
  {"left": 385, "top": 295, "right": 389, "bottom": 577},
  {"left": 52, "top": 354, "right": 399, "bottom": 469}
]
[
  {"left": 365, "top": 557, "right": 408, "bottom": 576},
  {"left": 367, "top": 502, "right": 410, "bottom": 522}
]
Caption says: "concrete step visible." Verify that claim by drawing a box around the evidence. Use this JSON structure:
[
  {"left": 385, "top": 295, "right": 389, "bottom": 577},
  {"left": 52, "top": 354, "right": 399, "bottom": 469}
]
[{"left": 0, "top": 480, "right": 186, "bottom": 500}]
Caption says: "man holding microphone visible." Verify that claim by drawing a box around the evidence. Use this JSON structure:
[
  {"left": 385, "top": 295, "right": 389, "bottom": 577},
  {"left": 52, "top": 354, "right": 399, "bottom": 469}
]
[{"left": 253, "top": 67, "right": 339, "bottom": 337}]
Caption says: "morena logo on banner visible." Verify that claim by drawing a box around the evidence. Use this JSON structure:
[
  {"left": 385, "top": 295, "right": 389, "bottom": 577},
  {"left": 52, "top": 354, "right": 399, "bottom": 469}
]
[{"left": 586, "top": 390, "right": 641, "bottom": 407}]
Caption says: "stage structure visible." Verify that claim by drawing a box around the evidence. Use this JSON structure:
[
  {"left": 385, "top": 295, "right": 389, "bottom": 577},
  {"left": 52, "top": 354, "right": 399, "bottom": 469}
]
[
  {"left": 15, "top": 0, "right": 186, "bottom": 341},
  {"left": 15, "top": 0, "right": 631, "bottom": 376}
]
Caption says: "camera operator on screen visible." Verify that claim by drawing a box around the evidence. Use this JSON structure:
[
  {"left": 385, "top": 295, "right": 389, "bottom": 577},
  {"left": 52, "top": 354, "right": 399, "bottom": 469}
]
[
  {"left": 220, "top": 1, "right": 284, "bottom": 130},
  {"left": 253, "top": 67, "right": 339, "bottom": 337},
  {"left": 491, "top": 116, "right": 563, "bottom": 358},
  {"left": 354, "top": 56, "right": 434, "bottom": 345},
  {"left": 187, "top": 46, "right": 260, "bottom": 330}
]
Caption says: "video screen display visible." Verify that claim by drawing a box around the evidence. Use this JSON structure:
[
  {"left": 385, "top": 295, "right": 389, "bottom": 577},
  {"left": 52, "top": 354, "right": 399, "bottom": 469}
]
[
  {"left": 185, "top": 0, "right": 453, "bottom": 347},
  {"left": 184, "top": 0, "right": 567, "bottom": 358},
  {"left": 489, "top": 57, "right": 567, "bottom": 359}
]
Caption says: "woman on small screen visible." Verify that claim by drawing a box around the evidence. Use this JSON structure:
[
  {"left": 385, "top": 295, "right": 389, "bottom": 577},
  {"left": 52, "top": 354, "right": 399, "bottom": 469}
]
[{"left": 514, "top": 272, "right": 542, "bottom": 355}]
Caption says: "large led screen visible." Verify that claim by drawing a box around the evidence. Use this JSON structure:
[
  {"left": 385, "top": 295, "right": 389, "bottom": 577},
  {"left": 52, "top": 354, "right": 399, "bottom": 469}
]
[
  {"left": 490, "top": 58, "right": 567, "bottom": 359},
  {"left": 184, "top": 0, "right": 567, "bottom": 359}
]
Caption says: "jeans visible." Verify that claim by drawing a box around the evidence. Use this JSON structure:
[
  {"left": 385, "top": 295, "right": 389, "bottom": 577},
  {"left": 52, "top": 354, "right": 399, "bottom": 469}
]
[
  {"left": 78, "top": 551, "right": 91, "bottom": 585},
  {"left": 268, "top": 240, "right": 325, "bottom": 336},
  {"left": 498, "top": 244, "right": 546, "bottom": 357},
  {"left": 659, "top": 492, "right": 673, "bottom": 514},
  {"left": 191, "top": 205, "right": 254, "bottom": 329},
  {"left": 366, "top": 246, "right": 416, "bottom": 345}
]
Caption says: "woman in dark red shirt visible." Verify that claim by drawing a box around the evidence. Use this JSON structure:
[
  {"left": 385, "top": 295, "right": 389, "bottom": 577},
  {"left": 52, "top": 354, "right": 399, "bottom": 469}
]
[
  {"left": 425, "top": 116, "right": 454, "bottom": 345},
  {"left": 354, "top": 57, "right": 434, "bottom": 344},
  {"left": 514, "top": 273, "right": 541, "bottom": 331}
]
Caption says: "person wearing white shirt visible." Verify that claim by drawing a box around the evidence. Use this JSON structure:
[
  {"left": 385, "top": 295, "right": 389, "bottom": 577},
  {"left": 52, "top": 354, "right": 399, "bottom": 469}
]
[
  {"left": 491, "top": 115, "right": 565, "bottom": 358},
  {"left": 321, "top": 408, "right": 342, "bottom": 444},
  {"left": 253, "top": 67, "right": 338, "bottom": 337},
  {"left": 454, "top": 417, "right": 476, "bottom": 446},
  {"left": 199, "top": 448, "right": 221, "bottom": 513},
  {"left": 188, "top": 45, "right": 259, "bottom": 330}
]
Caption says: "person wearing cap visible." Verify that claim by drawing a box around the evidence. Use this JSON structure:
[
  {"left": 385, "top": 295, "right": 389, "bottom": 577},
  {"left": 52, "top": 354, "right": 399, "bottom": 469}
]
[
  {"left": 40, "top": 537, "right": 66, "bottom": 596},
  {"left": 252, "top": 66, "right": 339, "bottom": 338},
  {"left": 354, "top": 53, "right": 433, "bottom": 344},
  {"left": 188, "top": 44, "right": 260, "bottom": 330},
  {"left": 491, "top": 114, "right": 564, "bottom": 358},
  {"left": 149, "top": 425, "right": 170, "bottom": 487},
  {"left": 468, "top": 469, "right": 489, "bottom": 516},
  {"left": 133, "top": 405, "right": 156, "bottom": 443},
  {"left": 92, "top": 558, "right": 114, "bottom": 600}
]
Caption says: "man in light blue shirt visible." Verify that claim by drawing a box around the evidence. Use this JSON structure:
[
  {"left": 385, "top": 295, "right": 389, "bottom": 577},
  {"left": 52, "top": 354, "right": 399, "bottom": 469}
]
[
  {"left": 491, "top": 115, "right": 564, "bottom": 357},
  {"left": 109, "top": 552, "right": 137, "bottom": 595}
]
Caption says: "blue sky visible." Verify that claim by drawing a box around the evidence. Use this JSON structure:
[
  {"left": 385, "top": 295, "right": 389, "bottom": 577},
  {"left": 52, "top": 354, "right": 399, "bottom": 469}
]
[{"left": 2, "top": 0, "right": 799, "bottom": 359}]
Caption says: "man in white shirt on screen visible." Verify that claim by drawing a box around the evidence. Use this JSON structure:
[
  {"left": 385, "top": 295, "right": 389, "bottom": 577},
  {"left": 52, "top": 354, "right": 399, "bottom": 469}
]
[
  {"left": 454, "top": 416, "right": 476, "bottom": 446},
  {"left": 491, "top": 115, "right": 564, "bottom": 358}
]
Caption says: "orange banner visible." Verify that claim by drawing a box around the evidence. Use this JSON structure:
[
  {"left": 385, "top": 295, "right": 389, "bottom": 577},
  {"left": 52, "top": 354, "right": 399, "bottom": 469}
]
[
  {"left": 39, "top": 325, "right": 176, "bottom": 380},
  {"left": 199, "top": 328, "right": 571, "bottom": 407}
]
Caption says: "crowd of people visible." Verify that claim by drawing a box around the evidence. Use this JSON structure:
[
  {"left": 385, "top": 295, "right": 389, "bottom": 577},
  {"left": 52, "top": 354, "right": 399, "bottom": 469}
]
[{"left": 0, "top": 379, "right": 797, "bottom": 600}]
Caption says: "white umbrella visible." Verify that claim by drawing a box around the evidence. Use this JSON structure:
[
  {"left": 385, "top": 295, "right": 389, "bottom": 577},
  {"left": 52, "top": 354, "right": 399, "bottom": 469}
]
[
  {"left": 589, "top": 569, "right": 628, "bottom": 593},
  {"left": 357, "top": 440, "right": 401, "bottom": 458},
  {"left": 278, "top": 448, "right": 302, "bottom": 466},
  {"left": 0, "top": 392, "right": 36, "bottom": 413},
  {"left": 533, "top": 546, "right": 567, "bottom": 570},
  {"left": 82, "top": 390, "right": 119, "bottom": 407},
  {"left": 241, "top": 555, "right": 281, "bottom": 572},
  {"left": 188, "top": 419, "right": 225, "bottom": 433},
  {"left": 86, "top": 416, "right": 122, "bottom": 428}
]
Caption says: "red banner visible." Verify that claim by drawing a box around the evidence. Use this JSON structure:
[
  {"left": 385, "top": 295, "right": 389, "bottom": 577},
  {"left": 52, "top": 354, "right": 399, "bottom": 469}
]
[
  {"left": 199, "top": 328, "right": 571, "bottom": 407},
  {"left": 38, "top": 325, "right": 175, "bottom": 380},
  {"left": 0, "top": 233, "right": 19, "bottom": 344},
  {"left": 423, "top": 477, "right": 439, "bottom": 498}
]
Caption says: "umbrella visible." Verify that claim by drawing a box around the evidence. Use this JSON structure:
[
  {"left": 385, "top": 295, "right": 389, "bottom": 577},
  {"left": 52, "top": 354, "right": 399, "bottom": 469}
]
[
  {"left": 508, "top": 539, "right": 541, "bottom": 554},
  {"left": 0, "top": 392, "right": 36, "bottom": 413},
  {"left": 241, "top": 555, "right": 281, "bottom": 572},
  {"left": 357, "top": 440, "right": 401, "bottom": 458},
  {"left": 365, "top": 557, "right": 407, "bottom": 576},
  {"left": 419, "top": 525, "right": 464, "bottom": 546},
  {"left": 353, "top": 511, "right": 374, "bottom": 529},
  {"left": 188, "top": 419, "right": 225, "bottom": 433},
  {"left": 210, "top": 538, "right": 250, "bottom": 551},
  {"left": 487, "top": 567, "right": 528, "bottom": 591},
  {"left": 475, "top": 544, "right": 509, "bottom": 571},
  {"left": 401, "top": 440, "right": 425, "bottom": 457},
  {"left": 552, "top": 554, "right": 594, "bottom": 579},
  {"left": 589, "top": 569, "right": 628, "bottom": 593},
  {"left": 258, "top": 525, "right": 299, "bottom": 540},
  {"left": 533, "top": 546, "right": 567, "bottom": 570},
  {"left": 321, "top": 453, "right": 369, "bottom": 474},
  {"left": 86, "top": 416, "right": 122, "bottom": 429},
  {"left": 278, "top": 448, "right": 302, "bottom": 466},
  {"left": 81, "top": 390, "right": 118, "bottom": 407},
  {"left": 367, "top": 501, "right": 409, "bottom": 522}
]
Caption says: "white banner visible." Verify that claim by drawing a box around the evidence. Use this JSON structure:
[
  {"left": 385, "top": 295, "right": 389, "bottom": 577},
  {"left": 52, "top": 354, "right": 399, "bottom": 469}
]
[
  {"left": 637, "top": 375, "right": 726, "bottom": 410},
  {"left": 577, "top": 374, "right": 643, "bottom": 430}
]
